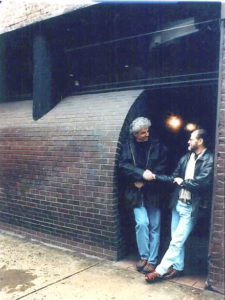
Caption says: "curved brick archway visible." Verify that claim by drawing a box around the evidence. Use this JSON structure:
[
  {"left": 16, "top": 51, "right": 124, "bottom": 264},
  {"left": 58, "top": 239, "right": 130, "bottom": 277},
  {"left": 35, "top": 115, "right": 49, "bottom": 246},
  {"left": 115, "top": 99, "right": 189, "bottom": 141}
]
[
  {"left": 117, "top": 86, "right": 221, "bottom": 283},
  {"left": 0, "top": 90, "right": 142, "bottom": 260}
]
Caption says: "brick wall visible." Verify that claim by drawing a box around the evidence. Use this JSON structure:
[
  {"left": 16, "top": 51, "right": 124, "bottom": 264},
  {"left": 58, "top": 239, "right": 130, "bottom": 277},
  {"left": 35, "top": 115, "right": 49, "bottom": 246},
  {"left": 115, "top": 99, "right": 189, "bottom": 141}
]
[
  {"left": 0, "top": 90, "right": 142, "bottom": 259},
  {"left": 0, "top": 0, "right": 94, "bottom": 34},
  {"left": 207, "top": 27, "right": 225, "bottom": 294}
]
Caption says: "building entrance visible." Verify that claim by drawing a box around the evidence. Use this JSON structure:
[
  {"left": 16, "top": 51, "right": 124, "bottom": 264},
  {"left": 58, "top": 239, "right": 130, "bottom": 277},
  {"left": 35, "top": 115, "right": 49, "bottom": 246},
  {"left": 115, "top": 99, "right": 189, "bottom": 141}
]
[{"left": 118, "top": 84, "right": 217, "bottom": 280}]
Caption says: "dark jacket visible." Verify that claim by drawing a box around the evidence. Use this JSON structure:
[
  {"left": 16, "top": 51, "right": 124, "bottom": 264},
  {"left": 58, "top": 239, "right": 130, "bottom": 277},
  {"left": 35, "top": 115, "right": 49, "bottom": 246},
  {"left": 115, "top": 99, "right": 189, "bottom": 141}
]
[
  {"left": 155, "top": 149, "right": 214, "bottom": 217},
  {"left": 119, "top": 135, "right": 168, "bottom": 209}
]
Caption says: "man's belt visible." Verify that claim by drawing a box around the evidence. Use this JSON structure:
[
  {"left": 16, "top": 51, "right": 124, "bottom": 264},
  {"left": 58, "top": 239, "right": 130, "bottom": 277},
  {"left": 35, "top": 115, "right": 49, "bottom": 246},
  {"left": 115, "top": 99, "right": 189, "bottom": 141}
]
[{"left": 179, "top": 198, "right": 192, "bottom": 205}]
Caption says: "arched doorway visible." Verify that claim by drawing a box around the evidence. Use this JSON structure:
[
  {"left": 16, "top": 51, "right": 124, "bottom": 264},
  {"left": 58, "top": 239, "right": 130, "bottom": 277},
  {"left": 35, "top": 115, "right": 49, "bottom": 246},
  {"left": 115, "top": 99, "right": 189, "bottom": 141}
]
[{"left": 118, "top": 83, "right": 217, "bottom": 280}]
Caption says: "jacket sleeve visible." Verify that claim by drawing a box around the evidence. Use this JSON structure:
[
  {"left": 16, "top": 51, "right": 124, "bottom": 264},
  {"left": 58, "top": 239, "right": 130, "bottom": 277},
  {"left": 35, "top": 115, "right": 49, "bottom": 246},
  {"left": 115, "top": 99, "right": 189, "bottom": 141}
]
[
  {"left": 118, "top": 143, "right": 144, "bottom": 181},
  {"left": 155, "top": 155, "right": 184, "bottom": 183},
  {"left": 181, "top": 154, "right": 214, "bottom": 193}
]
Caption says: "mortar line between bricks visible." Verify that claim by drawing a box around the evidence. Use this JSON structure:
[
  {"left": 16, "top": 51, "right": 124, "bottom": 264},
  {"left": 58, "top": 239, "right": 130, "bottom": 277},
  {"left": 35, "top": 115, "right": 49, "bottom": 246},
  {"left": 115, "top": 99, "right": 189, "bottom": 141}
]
[{"left": 15, "top": 261, "right": 102, "bottom": 300}]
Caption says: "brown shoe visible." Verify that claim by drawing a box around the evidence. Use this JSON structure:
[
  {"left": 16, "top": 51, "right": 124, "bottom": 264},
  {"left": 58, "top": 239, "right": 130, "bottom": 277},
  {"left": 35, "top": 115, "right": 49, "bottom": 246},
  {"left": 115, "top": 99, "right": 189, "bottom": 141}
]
[
  {"left": 142, "top": 263, "right": 156, "bottom": 274},
  {"left": 145, "top": 271, "right": 162, "bottom": 283},
  {"left": 164, "top": 267, "right": 183, "bottom": 280},
  {"left": 163, "top": 266, "right": 173, "bottom": 277},
  {"left": 136, "top": 259, "right": 147, "bottom": 272}
]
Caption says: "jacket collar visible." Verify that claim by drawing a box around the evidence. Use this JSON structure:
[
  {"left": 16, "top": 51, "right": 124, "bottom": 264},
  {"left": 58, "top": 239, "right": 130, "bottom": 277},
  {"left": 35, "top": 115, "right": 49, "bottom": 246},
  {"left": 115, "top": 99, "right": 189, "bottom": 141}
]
[
  {"left": 187, "top": 148, "right": 209, "bottom": 162},
  {"left": 129, "top": 135, "right": 154, "bottom": 167}
]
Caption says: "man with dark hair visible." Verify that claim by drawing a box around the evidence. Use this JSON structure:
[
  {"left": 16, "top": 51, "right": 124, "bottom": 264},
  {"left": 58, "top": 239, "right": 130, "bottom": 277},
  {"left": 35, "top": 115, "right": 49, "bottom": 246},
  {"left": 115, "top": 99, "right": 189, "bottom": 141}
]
[
  {"left": 145, "top": 129, "right": 214, "bottom": 282},
  {"left": 119, "top": 117, "right": 168, "bottom": 274}
]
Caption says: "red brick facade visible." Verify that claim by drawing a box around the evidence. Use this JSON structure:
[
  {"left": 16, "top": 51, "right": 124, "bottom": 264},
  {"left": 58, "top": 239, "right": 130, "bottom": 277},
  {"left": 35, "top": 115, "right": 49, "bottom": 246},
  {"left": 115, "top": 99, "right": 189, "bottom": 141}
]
[
  {"left": 207, "top": 24, "right": 225, "bottom": 294},
  {"left": 0, "top": 90, "right": 142, "bottom": 259},
  {"left": 0, "top": 1, "right": 93, "bottom": 34}
]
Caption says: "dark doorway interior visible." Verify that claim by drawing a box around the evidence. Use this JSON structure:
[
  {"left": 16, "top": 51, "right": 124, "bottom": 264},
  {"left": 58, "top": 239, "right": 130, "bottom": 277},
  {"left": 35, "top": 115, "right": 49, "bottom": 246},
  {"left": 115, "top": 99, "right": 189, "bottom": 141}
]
[{"left": 119, "top": 83, "right": 217, "bottom": 277}]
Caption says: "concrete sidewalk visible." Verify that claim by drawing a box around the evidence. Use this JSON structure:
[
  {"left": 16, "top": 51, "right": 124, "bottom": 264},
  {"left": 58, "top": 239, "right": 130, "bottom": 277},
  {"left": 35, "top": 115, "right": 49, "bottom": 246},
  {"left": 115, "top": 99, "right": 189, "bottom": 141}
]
[{"left": 0, "top": 230, "right": 223, "bottom": 300}]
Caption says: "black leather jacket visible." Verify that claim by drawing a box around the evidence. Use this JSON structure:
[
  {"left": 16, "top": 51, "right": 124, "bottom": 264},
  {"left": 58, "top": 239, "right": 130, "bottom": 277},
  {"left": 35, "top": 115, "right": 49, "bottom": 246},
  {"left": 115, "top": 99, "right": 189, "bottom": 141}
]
[
  {"left": 156, "top": 149, "right": 214, "bottom": 217},
  {"left": 119, "top": 135, "right": 168, "bottom": 209}
]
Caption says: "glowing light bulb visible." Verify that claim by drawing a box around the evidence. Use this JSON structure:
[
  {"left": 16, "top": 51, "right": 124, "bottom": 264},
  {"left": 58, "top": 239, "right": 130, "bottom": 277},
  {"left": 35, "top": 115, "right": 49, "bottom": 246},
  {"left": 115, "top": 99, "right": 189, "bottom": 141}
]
[
  {"left": 185, "top": 123, "right": 197, "bottom": 132},
  {"left": 165, "top": 115, "right": 183, "bottom": 132}
]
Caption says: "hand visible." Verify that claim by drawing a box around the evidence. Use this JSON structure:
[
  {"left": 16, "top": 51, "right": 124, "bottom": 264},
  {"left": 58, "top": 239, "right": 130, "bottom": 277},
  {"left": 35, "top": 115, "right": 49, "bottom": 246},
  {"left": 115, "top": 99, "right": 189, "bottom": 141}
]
[
  {"left": 143, "top": 169, "right": 156, "bottom": 181},
  {"left": 134, "top": 182, "right": 144, "bottom": 189},
  {"left": 173, "top": 177, "right": 183, "bottom": 185}
]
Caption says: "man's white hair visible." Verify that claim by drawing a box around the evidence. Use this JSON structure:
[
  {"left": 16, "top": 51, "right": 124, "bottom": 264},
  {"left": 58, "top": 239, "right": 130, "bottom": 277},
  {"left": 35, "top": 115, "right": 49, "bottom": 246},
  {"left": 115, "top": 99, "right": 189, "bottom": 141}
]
[{"left": 130, "top": 117, "right": 151, "bottom": 134}]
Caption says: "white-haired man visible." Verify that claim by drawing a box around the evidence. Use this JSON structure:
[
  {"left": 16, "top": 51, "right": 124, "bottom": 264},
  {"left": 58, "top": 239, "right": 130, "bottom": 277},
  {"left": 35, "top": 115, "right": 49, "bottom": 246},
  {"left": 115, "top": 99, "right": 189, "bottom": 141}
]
[{"left": 119, "top": 117, "right": 168, "bottom": 274}]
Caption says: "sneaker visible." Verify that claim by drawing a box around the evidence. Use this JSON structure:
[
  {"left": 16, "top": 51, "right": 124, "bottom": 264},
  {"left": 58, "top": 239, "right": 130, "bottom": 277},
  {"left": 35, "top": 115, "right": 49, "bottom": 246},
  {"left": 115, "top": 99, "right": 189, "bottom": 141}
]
[
  {"left": 142, "top": 263, "right": 156, "bottom": 274},
  {"left": 136, "top": 259, "right": 147, "bottom": 272}
]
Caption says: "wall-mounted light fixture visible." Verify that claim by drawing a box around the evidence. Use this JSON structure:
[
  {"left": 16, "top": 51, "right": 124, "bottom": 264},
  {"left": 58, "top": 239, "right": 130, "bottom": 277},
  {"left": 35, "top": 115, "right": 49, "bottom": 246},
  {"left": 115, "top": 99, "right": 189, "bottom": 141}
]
[
  {"left": 185, "top": 123, "right": 198, "bottom": 132},
  {"left": 165, "top": 115, "right": 183, "bottom": 133}
]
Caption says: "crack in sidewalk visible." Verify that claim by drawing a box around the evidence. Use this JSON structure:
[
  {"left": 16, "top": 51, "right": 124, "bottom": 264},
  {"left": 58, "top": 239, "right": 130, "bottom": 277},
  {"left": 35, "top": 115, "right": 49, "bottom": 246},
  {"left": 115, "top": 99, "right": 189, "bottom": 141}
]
[{"left": 15, "top": 261, "right": 101, "bottom": 300}]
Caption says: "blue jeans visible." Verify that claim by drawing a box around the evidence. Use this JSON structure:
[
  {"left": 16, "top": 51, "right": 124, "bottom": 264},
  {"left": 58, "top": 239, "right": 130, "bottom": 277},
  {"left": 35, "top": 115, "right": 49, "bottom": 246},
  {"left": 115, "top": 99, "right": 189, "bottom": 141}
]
[
  {"left": 133, "top": 204, "right": 161, "bottom": 265},
  {"left": 156, "top": 200, "right": 197, "bottom": 276}
]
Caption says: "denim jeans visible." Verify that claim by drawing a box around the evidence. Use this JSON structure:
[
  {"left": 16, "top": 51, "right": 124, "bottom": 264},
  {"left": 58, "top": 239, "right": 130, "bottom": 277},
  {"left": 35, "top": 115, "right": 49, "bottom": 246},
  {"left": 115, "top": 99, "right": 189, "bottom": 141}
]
[
  {"left": 156, "top": 200, "right": 197, "bottom": 276},
  {"left": 133, "top": 204, "right": 161, "bottom": 265}
]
